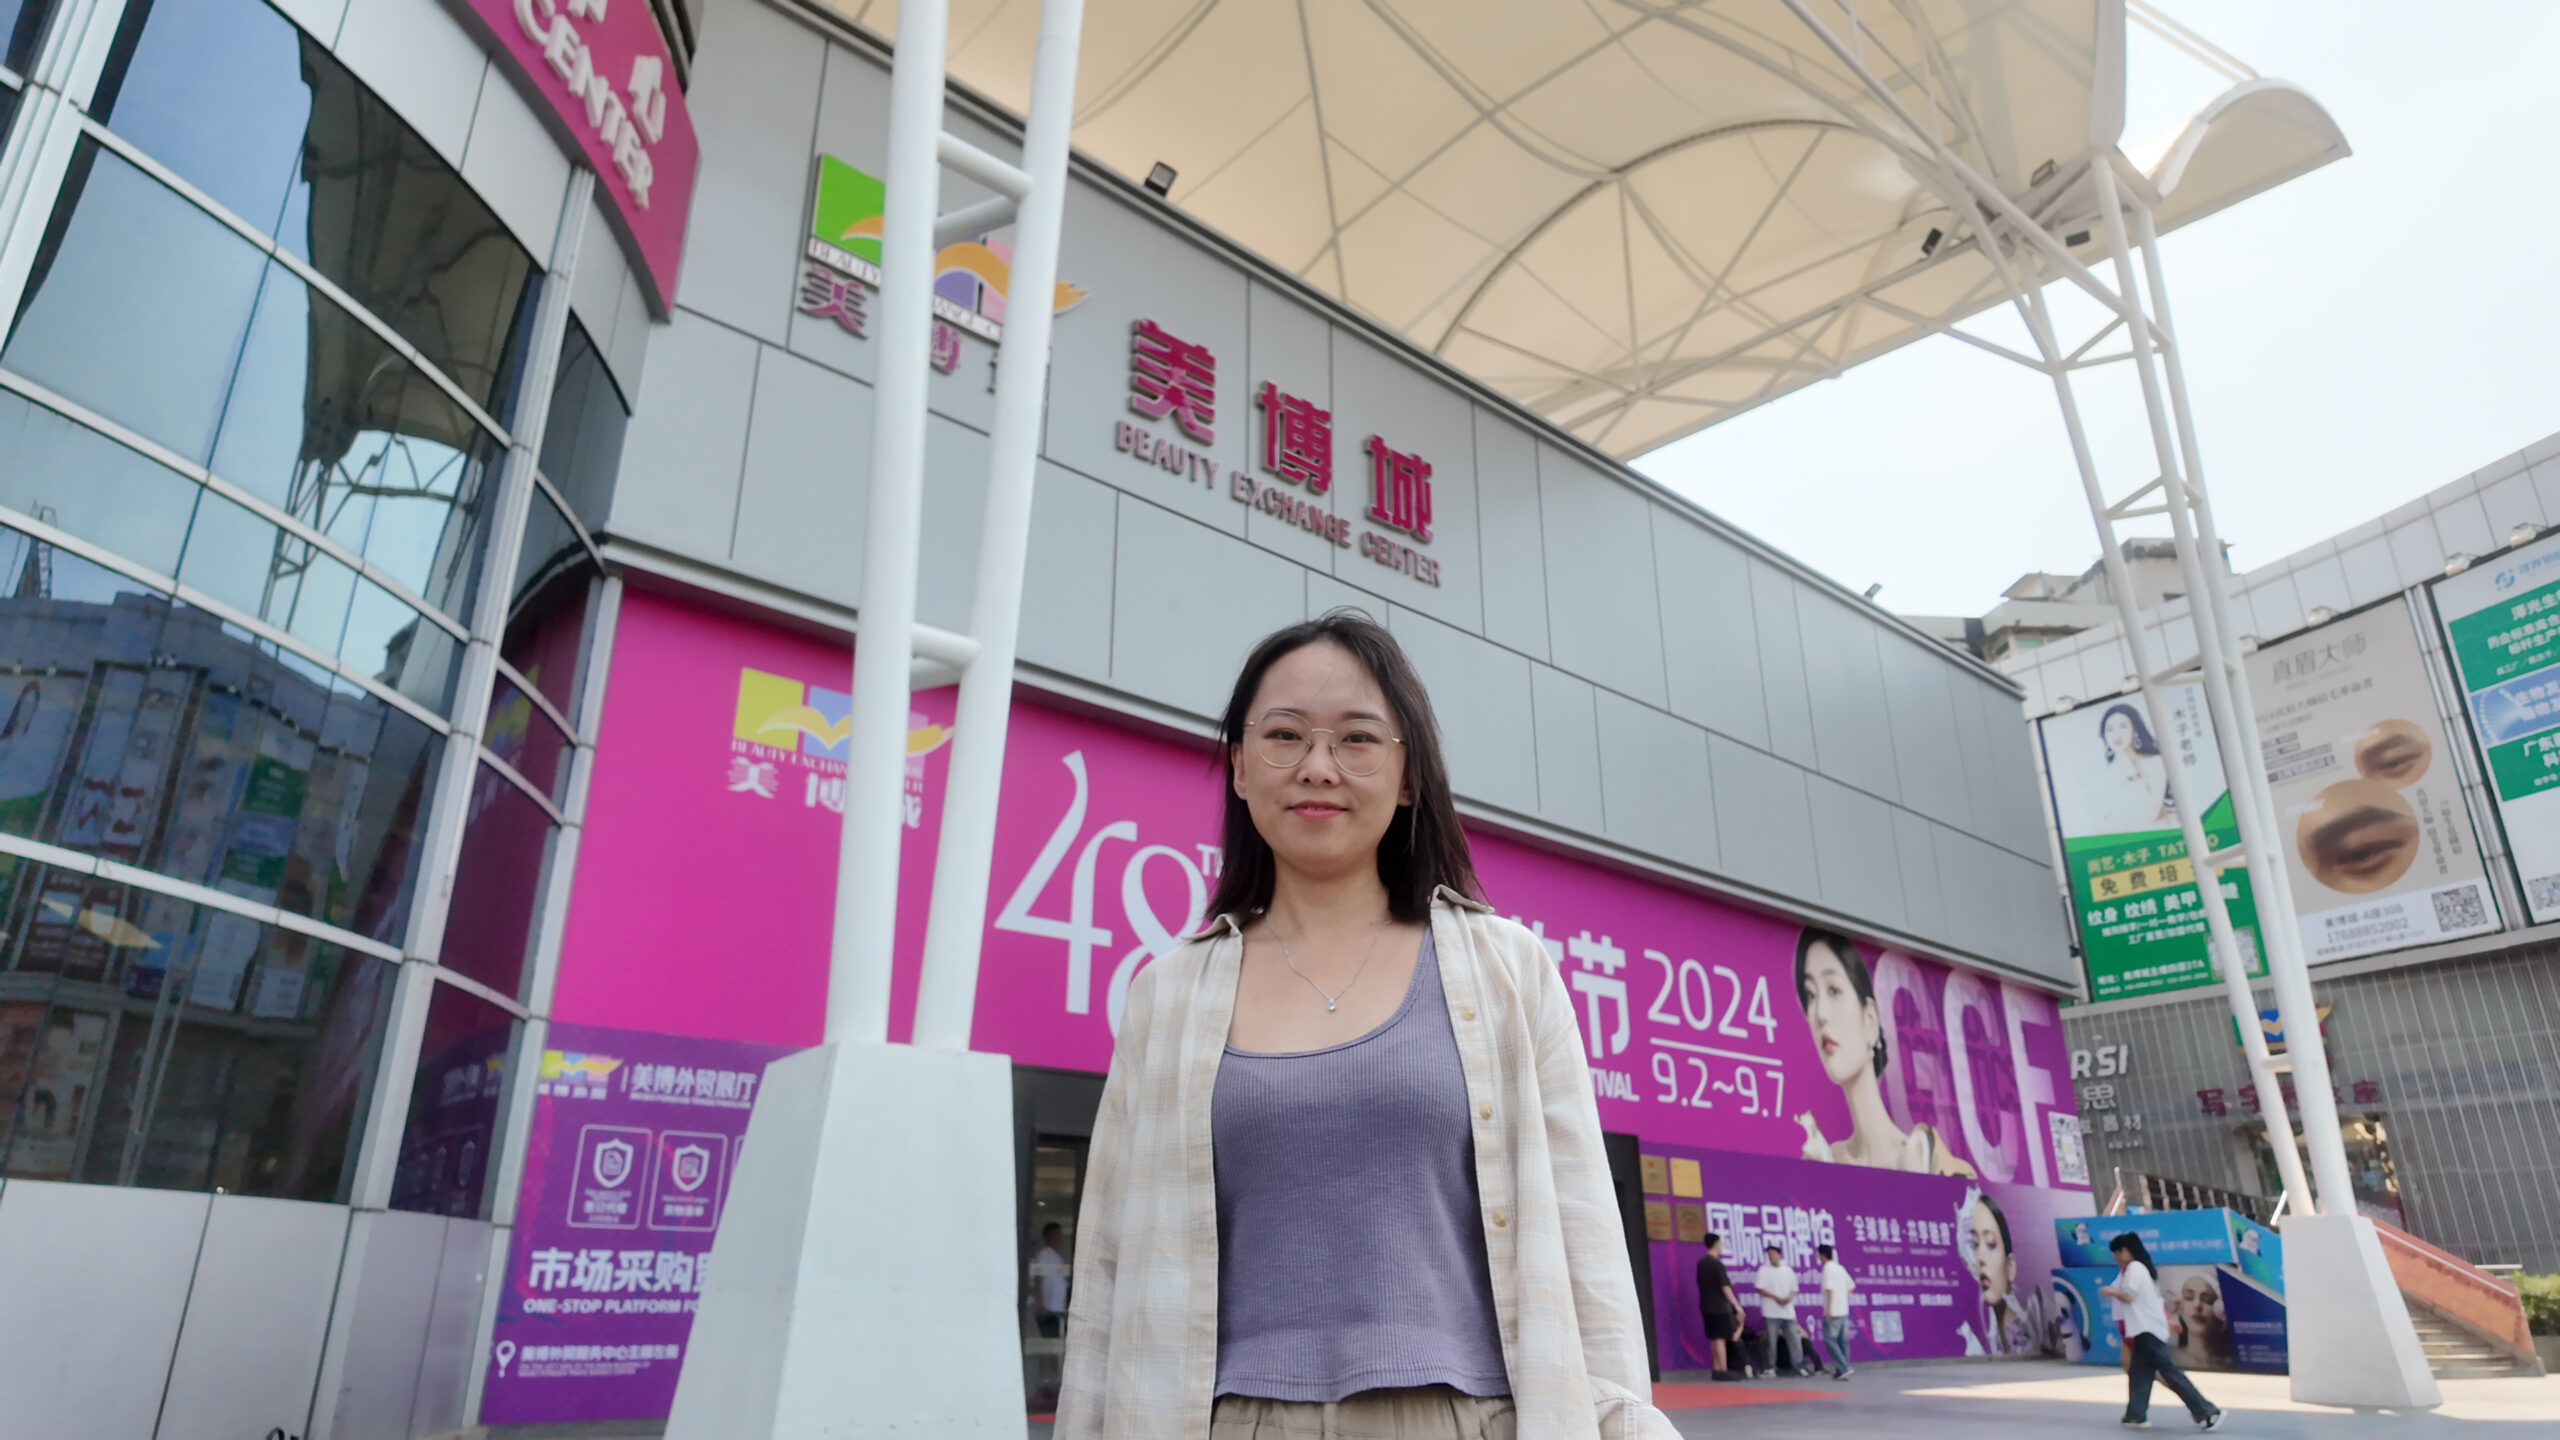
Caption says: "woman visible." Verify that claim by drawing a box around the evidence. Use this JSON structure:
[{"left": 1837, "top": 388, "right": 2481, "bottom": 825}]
[
  {"left": 1791, "top": 929, "right": 1975, "bottom": 1175},
  {"left": 2100, "top": 1234, "right": 2222, "bottom": 1430},
  {"left": 2093, "top": 704, "right": 2174, "bottom": 831},
  {"left": 1058, "top": 612, "right": 1674, "bottom": 1439},
  {"left": 1957, "top": 1189, "right": 2038, "bottom": 1356},
  {"left": 2168, "top": 1270, "right": 2235, "bottom": 1372}
]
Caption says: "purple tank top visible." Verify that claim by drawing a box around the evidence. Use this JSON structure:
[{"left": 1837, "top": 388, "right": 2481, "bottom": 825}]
[{"left": 1211, "top": 930, "right": 1511, "bottom": 1402}]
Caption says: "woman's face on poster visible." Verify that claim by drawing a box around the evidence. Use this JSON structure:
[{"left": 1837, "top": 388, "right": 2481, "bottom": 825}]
[
  {"left": 1967, "top": 1201, "right": 2013, "bottom": 1305},
  {"left": 2103, "top": 711, "right": 2136, "bottom": 756},
  {"left": 1800, "top": 941, "right": 1876, "bottom": 1088},
  {"left": 2179, "top": 1274, "right": 2226, "bottom": 1337}
]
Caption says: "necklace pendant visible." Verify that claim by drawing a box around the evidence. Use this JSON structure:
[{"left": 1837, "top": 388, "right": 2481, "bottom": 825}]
[{"left": 1326, "top": 999, "right": 1338, "bottom": 1012}]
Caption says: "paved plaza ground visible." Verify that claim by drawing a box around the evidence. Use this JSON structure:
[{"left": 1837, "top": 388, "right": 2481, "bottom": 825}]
[{"left": 1643, "top": 1361, "right": 2559, "bottom": 1437}]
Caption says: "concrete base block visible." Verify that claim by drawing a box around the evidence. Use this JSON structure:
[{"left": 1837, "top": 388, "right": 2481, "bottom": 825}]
[
  {"left": 667, "top": 1041, "right": 1024, "bottom": 1438},
  {"left": 2282, "top": 1212, "right": 2441, "bottom": 1409}
]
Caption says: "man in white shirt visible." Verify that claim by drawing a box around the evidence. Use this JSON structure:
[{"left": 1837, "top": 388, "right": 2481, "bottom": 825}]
[
  {"left": 1753, "top": 1245, "right": 1811, "bottom": 1377},
  {"left": 1817, "top": 1243, "right": 1855, "bottom": 1379}
]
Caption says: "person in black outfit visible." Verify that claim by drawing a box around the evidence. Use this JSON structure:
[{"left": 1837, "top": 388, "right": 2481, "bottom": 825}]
[{"left": 1696, "top": 1232, "right": 1746, "bottom": 1382}]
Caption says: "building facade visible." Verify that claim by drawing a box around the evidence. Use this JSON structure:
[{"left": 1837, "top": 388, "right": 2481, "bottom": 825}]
[
  {"left": 2007, "top": 426, "right": 2560, "bottom": 1273},
  {"left": 0, "top": 0, "right": 2090, "bottom": 1434}
]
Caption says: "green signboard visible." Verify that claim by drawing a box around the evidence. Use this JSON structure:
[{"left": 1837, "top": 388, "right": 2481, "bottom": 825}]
[
  {"left": 2037, "top": 685, "right": 2265, "bottom": 1002},
  {"left": 2433, "top": 536, "right": 2560, "bottom": 923}
]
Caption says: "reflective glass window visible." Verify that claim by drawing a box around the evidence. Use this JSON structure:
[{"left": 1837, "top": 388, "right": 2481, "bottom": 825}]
[
  {"left": 0, "top": 84, "right": 18, "bottom": 151},
  {"left": 388, "top": 977, "right": 519, "bottom": 1219},
  {"left": 0, "top": 522, "right": 441, "bottom": 943},
  {"left": 205, "top": 262, "right": 500, "bottom": 627},
  {"left": 538, "top": 319, "right": 628, "bottom": 534},
  {"left": 4, "top": 141, "right": 267, "bottom": 464},
  {"left": 93, "top": 0, "right": 540, "bottom": 416},
  {"left": 0, "top": 388, "right": 201, "bottom": 576},
  {"left": 501, "top": 575, "right": 587, "bottom": 721},
  {"left": 0, "top": 860, "right": 395, "bottom": 1200},
  {"left": 5, "top": 0, "right": 50, "bottom": 73},
  {"left": 436, "top": 764, "right": 557, "bottom": 1000},
  {"left": 486, "top": 669, "right": 573, "bottom": 805}
]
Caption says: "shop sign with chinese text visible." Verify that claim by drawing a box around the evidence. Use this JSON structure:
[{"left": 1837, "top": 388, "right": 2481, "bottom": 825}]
[{"left": 2434, "top": 534, "right": 2560, "bottom": 922}]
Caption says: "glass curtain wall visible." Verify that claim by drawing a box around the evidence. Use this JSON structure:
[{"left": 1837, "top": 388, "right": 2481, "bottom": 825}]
[{"left": 0, "top": 0, "right": 624, "bottom": 1217}]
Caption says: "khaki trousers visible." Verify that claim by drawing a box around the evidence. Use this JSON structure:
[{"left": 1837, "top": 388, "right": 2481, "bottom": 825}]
[{"left": 1209, "top": 1387, "right": 1517, "bottom": 1439}]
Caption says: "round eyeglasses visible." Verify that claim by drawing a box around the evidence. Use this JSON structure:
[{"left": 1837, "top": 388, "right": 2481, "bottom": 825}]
[{"left": 1246, "top": 714, "right": 1405, "bottom": 776}]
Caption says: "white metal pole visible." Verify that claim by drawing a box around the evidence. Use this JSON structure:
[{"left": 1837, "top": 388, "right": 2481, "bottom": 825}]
[
  {"left": 2122, "top": 199, "right": 2360, "bottom": 1216},
  {"left": 910, "top": 0, "right": 1084, "bottom": 1051},
  {"left": 828, "top": 0, "right": 950, "bottom": 1046}
]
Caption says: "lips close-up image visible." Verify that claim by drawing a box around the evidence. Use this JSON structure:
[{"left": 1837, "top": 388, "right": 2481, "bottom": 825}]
[
  {"left": 2296, "top": 778, "right": 2423, "bottom": 894},
  {"left": 2351, "top": 718, "right": 2433, "bottom": 787}
]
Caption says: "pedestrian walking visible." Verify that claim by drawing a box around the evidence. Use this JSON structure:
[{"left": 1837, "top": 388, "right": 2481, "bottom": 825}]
[
  {"left": 1054, "top": 611, "right": 1678, "bottom": 1439},
  {"left": 1697, "top": 1233, "right": 1746, "bottom": 1382},
  {"left": 1754, "top": 1245, "right": 1813, "bottom": 1376},
  {"left": 1817, "top": 1243, "right": 1855, "bottom": 1378},
  {"left": 2101, "top": 1233, "right": 2223, "bottom": 1430}
]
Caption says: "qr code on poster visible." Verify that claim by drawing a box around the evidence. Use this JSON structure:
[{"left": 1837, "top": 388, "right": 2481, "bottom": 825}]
[
  {"left": 1871, "top": 1311, "right": 1904, "bottom": 1343},
  {"left": 2426, "top": 881, "right": 2488, "bottom": 922},
  {"left": 2525, "top": 875, "right": 2560, "bottom": 917}
]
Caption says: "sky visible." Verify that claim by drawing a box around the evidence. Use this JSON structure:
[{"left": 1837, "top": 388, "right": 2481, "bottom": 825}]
[{"left": 1635, "top": 1, "right": 2560, "bottom": 619}]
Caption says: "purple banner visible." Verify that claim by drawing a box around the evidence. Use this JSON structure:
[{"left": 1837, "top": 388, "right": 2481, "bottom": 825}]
[
  {"left": 480, "top": 1021, "right": 795, "bottom": 1424},
  {"left": 1643, "top": 1140, "right": 2085, "bottom": 1372}
]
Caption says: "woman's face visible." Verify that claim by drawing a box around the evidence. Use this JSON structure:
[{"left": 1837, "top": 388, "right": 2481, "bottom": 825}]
[
  {"left": 1967, "top": 1201, "right": 2014, "bottom": 1305},
  {"left": 1232, "top": 642, "right": 1408, "bottom": 881},
  {"left": 2296, "top": 778, "right": 2420, "bottom": 894},
  {"left": 2103, "top": 712, "right": 2136, "bottom": 755},
  {"left": 1800, "top": 942, "right": 1878, "bottom": 1088},
  {"left": 2179, "top": 1275, "right": 2225, "bottom": 1336}
]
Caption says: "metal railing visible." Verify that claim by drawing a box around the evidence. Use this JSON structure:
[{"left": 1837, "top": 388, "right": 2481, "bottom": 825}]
[{"left": 2101, "top": 1167, "right": 2281, "bottom": 1224}]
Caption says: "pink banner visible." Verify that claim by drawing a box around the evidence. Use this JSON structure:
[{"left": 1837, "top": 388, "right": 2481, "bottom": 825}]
[
  {"left": 559, "top": 593, "right": 2079, "bottom": 1185},
  {"left": 452, "top": 0, "right": 697, "bottom": 312}
]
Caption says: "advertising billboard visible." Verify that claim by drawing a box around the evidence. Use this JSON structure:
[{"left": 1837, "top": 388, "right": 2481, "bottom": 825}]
[
  {"left": 2036, "top": 684, "right": 2263, "bottom": 1002},
  {"left": 2434, "top": 535, "right": 2560, "bottom": 922},
  {"left": 2245, "top": 604, "right": 2498, "bottom": 961}
]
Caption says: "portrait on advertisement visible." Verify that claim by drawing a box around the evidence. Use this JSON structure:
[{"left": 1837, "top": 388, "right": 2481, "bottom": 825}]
[
  {"left": 2160, "top": 1265, "right": 2237, "bottom": 1372},
  {"left": 1791, "top": 928, "right": 1974, "bottom": 1176},
  {"left": 1955, "top": 1186, "right": 2042, "bottom": 1357}
]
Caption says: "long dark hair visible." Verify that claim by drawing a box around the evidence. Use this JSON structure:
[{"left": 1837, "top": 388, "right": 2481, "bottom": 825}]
[
  {"left": 1795, "top": 928, "right": 1887, "bottom": 1077},
  {"left": 2097, "top": 703, "right": 2159, "bottom": 761},
  {"left": 2110, "top": 1232, "right": 2157, "bottom": 1280},
  {"left": 1206, "top": 610, "right": 1480, "bottom": 923}
]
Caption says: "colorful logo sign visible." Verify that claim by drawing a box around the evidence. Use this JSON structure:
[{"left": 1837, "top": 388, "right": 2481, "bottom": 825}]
[
  {"left": 733, "top": 667, "right": 852, "bottom": 759},
  {"left": 540, "top": 1050, "right": 623, "bottom": 1084},
  {"left": 803, "top": 154, "right": 1087, "bottom": 343}
]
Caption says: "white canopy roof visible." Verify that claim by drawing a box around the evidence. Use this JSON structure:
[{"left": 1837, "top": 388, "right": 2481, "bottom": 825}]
[{"left": 823, "top": 0, "right": 2346, "bottom": 460}]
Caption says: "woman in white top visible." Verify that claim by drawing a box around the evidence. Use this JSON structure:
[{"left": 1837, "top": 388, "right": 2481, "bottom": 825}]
[
  {"left": 2099, "top": 1234, "right": 2221, "bottom": 1430},
  {"left": 2091, "top": 704, "right": 2175, "bottom": 832}
]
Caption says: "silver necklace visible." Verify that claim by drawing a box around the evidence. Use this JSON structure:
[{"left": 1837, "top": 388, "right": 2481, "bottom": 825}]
[{"left": 1275, "top": 916, "right": 1391, "bottom": 1012}]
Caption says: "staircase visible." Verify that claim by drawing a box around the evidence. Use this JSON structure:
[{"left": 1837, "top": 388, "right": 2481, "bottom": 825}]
[{"left": 2405, "top": 1303, "right": 2539, "bottom": 1378}]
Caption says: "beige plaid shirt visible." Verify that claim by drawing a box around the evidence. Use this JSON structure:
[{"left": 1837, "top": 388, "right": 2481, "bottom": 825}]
[{"left": 1057, "top": 890, "right": 1678, "bottom": 1439}]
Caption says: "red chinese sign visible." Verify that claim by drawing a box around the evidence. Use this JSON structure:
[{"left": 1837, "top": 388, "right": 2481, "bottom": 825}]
[{"left": 1129, "top": 319, "right": 1216, "bottom": 443}]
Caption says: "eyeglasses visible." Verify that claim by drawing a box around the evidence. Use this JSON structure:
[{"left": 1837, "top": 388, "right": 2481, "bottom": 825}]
[{"left": 1246, "top": 714, "right": 1404, "bottom": 776}]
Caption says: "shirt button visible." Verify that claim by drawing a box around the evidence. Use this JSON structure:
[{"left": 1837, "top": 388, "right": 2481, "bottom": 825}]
[
  {"left": 1460, "top": 1007, "right": 1476, "bottom": 1021},
  {"left": 1492, "top": 1209, "right": 1509, "bottom": 1228},
  {"left": 1478, "top": 1104, "right": 1493, "bottom": 1121}
]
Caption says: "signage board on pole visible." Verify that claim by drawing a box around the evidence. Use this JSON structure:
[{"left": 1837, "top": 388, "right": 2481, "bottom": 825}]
[
  {"left": 2036, "top": 684, "right": 2263, "bottom": 1002},
  {"left": 2244, "top": 603, "right": 2498, "bottom": 961},
  {"left": 2433, "top": 536, "right": 2560, "bottom": 923}
]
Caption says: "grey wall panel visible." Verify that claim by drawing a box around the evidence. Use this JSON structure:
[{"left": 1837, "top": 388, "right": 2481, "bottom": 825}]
[
  {"left": 407, "top": 1218, "right": 493, "bottom": 1438},
  {"left": 610, "top": 310, "right": 759, "bottom": 556},
  {"left": 916, "top": 415, "right": 993, "bottom": 633},
  {"left": 1593, "top": 692, "right": 1715, "bottom": 871},
  {"left": 1806, "top": 773, "right": 1905, "bottom": 930},
  {"left": 1308, "top": 571, "right": 1389, "bottom": 623},
  {"left": 1962, "top": 680, "right": 2057, "bottom": 861},
  {"left": 1390, "top": 607, "right": 1536, "bottom": 816},
  {"left": 672, "top": 0, "right": 824, "bottom": 344},
  {"left": 1019, "top": 463, "right": 1120, "bottom": 679},
  {"left": 1795, "top": 589, "right": 1901, "bottom": 803},
  {"left": 277, "top": 0, "right": 349, "bottom": 46},
  {"left": 609, "top": 268, "right": 655, "bottom": 400},
  {"left": 1876, "top": 634, "right": 1970, "bottom": 830},
  {"left": 1892, "top": 806, "right": 1947, "bottom": 940},
  {"left": 1529, "top": 662, "right": 1604, "bottom": 833},
  {"left": 1748, "top": 558, "right": 1816, "bottom": 767},
  {"left": 1538, "top": 445, "right": 1665, "bottom": 707},
  {"left": 1707, "top": 736, "right": 1816, "bottom": 900},
  {"left": 310, "top": 1209, "right": 448, "bottom": 1440},
  {"left": 332, "top": 0, "right": 486, "bottom": 165},
  {"left": 0, "top": 1180, "right": 208, "bottom": 1439},
  {"left": 458, "top": 63, "right": 569, "bottom": 263},
  {"left": 1110, "top": 502, "right": 1306, "bottom": 718},
  {"left": 1332, "top": 330, "right": 1482, "bottom": 634},
  {"left": 1046, "top": 187, "right": 1250, "bottom": 539},
  {"left": 728, "top": 349, "right": 875, "bottom": 608},
  {"left": 1655, "top": 515, "right": 1767, "bottom": 749},
  {"left": 157, "top": 1195, "right": 350, "bottom": 1440},
  {"left": 1240, "top": 280, "right": 1347, "bottom": 572},
  {"left": 1995, "top": 848, "right": 2075, "bottom": 988},
  {"left": 1931, "top": 824, "right": 2008, "bottom": 961},
  {"left": 570, "top": 194, "right": 641, "bottom": 395},
  {"left": 1472, "top": 409, "right": 1548, "bottom": 660}
]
